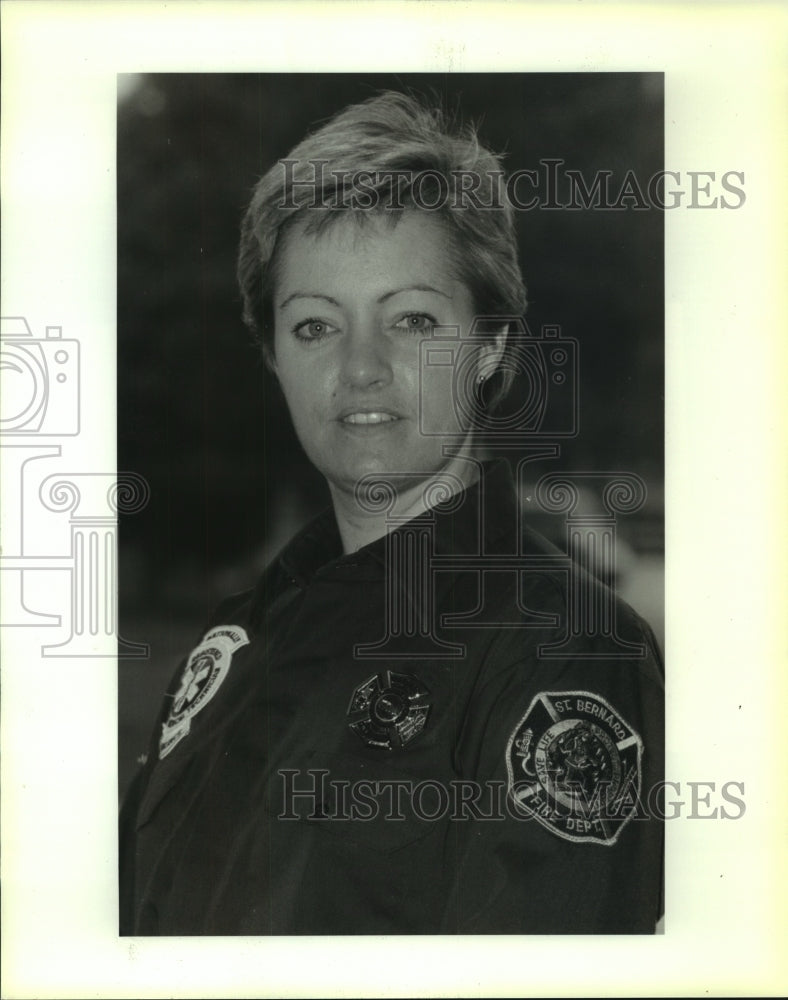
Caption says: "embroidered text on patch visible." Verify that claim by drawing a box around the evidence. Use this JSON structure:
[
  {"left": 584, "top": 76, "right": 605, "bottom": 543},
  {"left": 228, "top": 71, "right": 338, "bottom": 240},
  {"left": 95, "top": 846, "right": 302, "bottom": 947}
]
[
  {"left": 506, "top": 690, "right": 643, "bottom": 845},
  {"left": 159, "top": 625, "right": 250, "bottom": 759}
]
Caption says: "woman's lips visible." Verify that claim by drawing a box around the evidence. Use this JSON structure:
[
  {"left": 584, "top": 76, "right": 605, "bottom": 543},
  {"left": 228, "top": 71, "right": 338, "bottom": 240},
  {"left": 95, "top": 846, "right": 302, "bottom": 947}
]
[{"left": 340, "top": 412, "right": 400, "bottom": 425}]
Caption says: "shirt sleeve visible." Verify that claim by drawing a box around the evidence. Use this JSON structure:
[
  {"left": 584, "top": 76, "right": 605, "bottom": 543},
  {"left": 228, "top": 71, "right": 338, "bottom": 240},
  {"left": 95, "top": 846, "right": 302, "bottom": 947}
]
[
  {"left": 118, "top": 589, "right": 254, "bottom": 934},
  {"left": 443, "top": 596, "right": 664, "bottom": 934}
]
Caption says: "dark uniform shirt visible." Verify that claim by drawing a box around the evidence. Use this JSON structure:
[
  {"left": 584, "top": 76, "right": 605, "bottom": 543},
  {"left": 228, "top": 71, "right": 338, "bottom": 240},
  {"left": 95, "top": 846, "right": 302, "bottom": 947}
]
[{"left": 120, "top": 460, "right": 664, "bottom": 935}]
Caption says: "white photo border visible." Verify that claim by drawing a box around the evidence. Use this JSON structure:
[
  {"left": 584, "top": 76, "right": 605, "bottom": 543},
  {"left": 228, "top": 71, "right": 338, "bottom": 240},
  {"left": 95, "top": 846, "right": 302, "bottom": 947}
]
[{"left": 2, "top": 1, "right": 787, "bottom": 997}]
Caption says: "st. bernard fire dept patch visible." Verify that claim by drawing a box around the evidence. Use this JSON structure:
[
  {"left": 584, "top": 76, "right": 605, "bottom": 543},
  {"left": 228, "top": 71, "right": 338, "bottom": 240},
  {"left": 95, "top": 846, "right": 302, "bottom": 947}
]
[
  {"left": 159, "top": 625, "right": 250, "bottom": 759},
  {"left": 506, "top": 690, "right": 643, "bottom": 845}
]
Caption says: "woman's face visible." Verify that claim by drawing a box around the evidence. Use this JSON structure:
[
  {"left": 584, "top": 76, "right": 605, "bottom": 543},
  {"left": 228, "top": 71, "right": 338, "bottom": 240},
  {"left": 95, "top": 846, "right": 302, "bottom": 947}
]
[{"left": 272, "top": 211, "right": 501, "bottom": 500}]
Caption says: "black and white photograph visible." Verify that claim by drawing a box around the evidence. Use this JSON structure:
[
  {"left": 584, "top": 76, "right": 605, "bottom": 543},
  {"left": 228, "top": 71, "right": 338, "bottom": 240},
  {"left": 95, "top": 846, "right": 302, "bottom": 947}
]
[
  {"left": 117, "top": 73, "right": 665, "bottom": 935},
  {"left": 2, "top": 2, "right": 786, "bottom": 997}
]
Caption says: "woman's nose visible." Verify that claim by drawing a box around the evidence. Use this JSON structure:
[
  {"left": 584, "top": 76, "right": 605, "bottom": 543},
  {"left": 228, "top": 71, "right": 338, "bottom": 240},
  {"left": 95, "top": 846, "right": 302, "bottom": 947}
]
[{"left": 338, "top": 326, "right": 393, "bottom": 390}]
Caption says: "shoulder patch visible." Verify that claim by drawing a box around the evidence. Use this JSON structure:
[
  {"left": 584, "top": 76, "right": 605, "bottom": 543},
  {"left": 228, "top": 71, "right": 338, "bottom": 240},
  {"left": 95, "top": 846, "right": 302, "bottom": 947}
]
[
  {"left": 159, "top": 625, "right": 250, "bottom": 760},
  {"left": 506, "top": 690, "right": 643, "bottom": 845}
]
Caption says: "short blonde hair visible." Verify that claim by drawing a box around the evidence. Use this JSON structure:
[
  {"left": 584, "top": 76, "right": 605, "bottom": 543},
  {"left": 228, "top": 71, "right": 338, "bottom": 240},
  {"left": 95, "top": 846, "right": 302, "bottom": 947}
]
[{"left": 237, "top": 90, "right": 527, "bottom": 408}]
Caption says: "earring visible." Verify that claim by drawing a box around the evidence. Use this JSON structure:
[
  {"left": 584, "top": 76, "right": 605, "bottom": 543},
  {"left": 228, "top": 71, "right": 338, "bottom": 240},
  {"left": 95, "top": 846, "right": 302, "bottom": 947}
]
[{"left": 477, "top": 373, "right": 487, "bottom": 385}]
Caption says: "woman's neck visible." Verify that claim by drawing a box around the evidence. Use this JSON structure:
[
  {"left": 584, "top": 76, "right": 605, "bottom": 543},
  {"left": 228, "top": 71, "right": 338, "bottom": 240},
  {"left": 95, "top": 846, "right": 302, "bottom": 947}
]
[{"left": 329, "top": 453, "right": 482, "bottom": 555}]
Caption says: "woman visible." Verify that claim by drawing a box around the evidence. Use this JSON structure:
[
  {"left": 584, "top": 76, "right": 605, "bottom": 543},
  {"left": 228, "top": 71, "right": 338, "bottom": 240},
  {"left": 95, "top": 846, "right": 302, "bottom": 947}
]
[{"left": 120, "top": 91, "right": 664, "bottom": 934}]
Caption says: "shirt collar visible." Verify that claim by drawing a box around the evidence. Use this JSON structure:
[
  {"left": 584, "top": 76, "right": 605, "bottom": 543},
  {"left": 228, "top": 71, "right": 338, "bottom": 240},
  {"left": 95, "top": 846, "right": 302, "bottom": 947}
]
[{"left": 277, "top": 459, "right": 518, "bottom": 586}]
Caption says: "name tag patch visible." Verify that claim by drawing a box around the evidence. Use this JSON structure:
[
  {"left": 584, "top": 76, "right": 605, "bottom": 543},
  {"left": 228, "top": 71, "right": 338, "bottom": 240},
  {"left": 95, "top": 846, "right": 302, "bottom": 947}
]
[
  {"left": 159, "top": 625, "right": 250, "bottom": 759},
  {"left": 506, "top": 690, "right": 643, "bottom": 845}
]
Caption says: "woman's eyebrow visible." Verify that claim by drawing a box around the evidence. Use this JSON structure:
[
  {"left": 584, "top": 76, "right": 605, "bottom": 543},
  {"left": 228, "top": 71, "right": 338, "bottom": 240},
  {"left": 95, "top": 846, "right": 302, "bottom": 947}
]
[
  {"left": 278, "top": 292, "right": 341, "bottom": 309},
  {"left": 278, "top": 284, "right": 452, "bottom": 311},
  {"left": 378, "top": 284, "right": 453, "bottom": 303}
]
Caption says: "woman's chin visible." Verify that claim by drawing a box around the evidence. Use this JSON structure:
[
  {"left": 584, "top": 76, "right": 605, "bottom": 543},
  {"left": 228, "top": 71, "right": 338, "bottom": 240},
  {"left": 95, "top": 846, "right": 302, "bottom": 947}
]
[{"left": 323, "top": 455, "right": 445, "bottom": 500}]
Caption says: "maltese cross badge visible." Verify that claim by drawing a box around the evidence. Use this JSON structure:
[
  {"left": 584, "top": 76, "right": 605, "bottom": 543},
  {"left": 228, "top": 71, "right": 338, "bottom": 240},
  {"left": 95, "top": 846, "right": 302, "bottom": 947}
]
[{"left": 347, "top": 670, "right": 431, "bottom": 750}]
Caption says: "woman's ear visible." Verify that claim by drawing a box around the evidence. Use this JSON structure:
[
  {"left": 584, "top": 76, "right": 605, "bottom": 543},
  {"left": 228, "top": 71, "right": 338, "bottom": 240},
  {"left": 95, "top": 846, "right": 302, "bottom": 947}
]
[{"left": 476, "top": 323, "right": 509, "bottom": 381}]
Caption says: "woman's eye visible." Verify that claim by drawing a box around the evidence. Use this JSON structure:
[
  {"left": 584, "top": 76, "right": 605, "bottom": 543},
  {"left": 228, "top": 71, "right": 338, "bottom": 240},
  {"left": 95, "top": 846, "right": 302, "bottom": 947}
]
[
  {"left": 395, "top": 313, "right": 436, "bottom": 334},
  {"left": 292, "top": 318, "right": 336, "bottom": 342}
]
